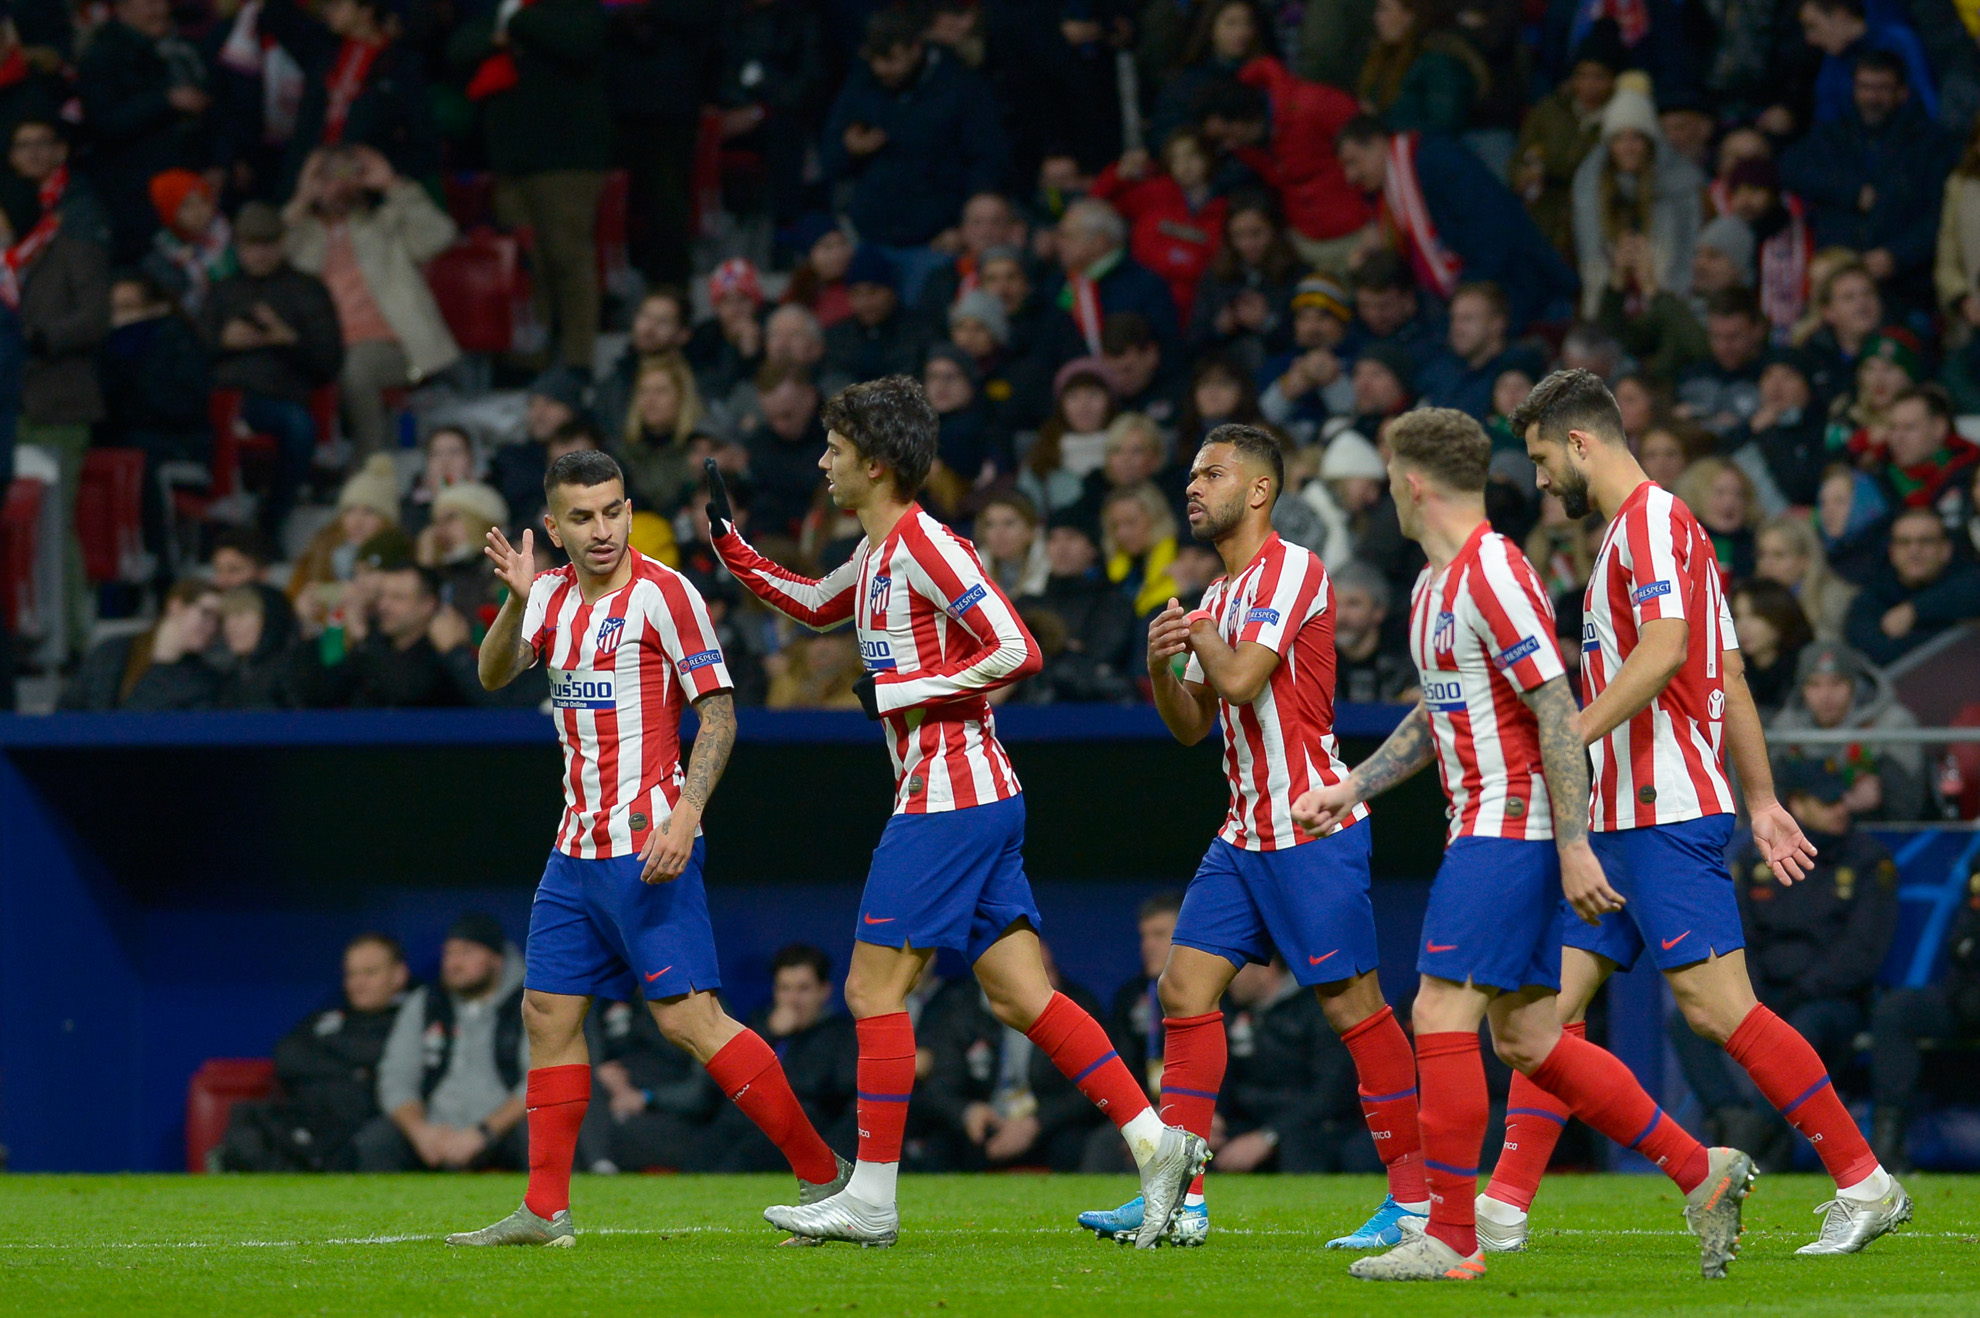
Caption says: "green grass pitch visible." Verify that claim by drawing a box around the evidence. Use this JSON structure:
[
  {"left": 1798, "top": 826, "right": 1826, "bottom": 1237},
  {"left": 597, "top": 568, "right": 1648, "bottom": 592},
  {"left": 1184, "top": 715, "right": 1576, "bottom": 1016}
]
[{"left": 3, "top": 1172, "right": 1976, "bottom": 1316}]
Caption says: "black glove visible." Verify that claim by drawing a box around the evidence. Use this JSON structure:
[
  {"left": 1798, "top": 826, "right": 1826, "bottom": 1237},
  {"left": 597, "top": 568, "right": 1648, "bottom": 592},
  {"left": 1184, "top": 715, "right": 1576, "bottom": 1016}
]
[
  {"left": 852, "top": 673, "right": 882, "bottom": 720},
  {"left": 704, "top": 458, "right": 734, "bottom": 539}
]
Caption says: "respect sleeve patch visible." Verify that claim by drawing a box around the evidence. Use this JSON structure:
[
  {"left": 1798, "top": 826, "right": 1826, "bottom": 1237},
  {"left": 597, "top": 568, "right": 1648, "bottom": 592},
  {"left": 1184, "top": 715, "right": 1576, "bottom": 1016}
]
[
  {"left": 1632, "top": 580, "right": 1672, "bottom": 604},
  {"left": 677, "top": 649, "right": 723, "bottom": 673},
  {"left": 1245, "top": 607, "right": 1281, "bottom": 626},
  {"left": 1493, "top": 636, "right": 1541, "bottom": 670},
  {"left": 947, "top": 584, "right": 987, "bottom": 617}
]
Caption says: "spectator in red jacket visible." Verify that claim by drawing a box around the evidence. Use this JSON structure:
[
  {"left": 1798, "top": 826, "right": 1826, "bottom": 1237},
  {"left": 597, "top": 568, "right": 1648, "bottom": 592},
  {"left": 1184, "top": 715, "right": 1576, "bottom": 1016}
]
[
  {"left": 1090, "top": 130, "right": 1228, "bottom": 325},
  {"left": 1205, "top": 56, "right": 1372, "bottom": 279}
]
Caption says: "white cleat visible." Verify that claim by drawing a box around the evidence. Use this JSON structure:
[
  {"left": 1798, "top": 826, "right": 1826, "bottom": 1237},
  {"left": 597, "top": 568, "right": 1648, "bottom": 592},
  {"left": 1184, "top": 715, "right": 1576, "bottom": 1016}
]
[
  {"left": 763, "top": 1189, "right": 899, "bottom": 1247},
  {"left": 445, "top": 1203, "right": 574, "bottom": 1247},
  {"left": 1682, "top": 1147, "right": 1757, "bottom": 1279},
  {"left": 1474, "top": 1194, "right": 1529, "bottom": 1253},
  {"left": 1796, "top": 1178, "right": 1912, "bottom": 1255},
  {"left": 1347, "top": 1231, "right": 1487, "bottom": 1281},
  {"left": 1133, "top": 1125, "right": 1211, "bottom": 1250}
]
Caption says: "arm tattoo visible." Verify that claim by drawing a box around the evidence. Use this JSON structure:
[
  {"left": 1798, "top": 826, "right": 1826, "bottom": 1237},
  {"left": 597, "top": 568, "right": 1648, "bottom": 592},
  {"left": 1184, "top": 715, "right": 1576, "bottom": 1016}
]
[
  {"left": 1349, "top": 703, "right": 1435, "bottom": 801},
  {"left": 673, "top": 692, "right": 737, "bottom": 823},
  {"left": 1523, "top": 676, "right": 1590, "bottom": 845}
]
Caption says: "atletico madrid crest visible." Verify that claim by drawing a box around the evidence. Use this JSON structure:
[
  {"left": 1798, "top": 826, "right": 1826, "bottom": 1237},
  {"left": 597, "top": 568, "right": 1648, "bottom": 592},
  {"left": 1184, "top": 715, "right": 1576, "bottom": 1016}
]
[
  {"left": 1433, "top": 610, "right": 1456, "bottom": 655},
  {"left": 595, "top": 615, "right": 626, "bottom": 658}
]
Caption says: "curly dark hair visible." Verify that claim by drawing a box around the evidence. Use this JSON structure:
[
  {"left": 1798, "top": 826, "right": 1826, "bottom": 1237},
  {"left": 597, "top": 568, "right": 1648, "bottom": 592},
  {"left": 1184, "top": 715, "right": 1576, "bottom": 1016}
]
[
  {"left": 820, "top": 375, "right": 938, "bottom": 498},
  {"left": 1505, "top": 368, "right": 1626, "bottom": 448}
]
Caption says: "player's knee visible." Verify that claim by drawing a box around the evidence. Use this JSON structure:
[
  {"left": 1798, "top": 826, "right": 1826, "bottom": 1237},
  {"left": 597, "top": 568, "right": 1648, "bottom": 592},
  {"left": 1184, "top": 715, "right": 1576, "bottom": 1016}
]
[
  {"left": 521, "top": 993, "right": 583, "bottom": 1050},
  {"left": 1491, "top": 1032, "right": 1549, "bottom": 1074},
  {"left": 1155, "top": 971, "right": 1208, "bottom": 1019},
  {"left": 1677, "top": 999, "right": 1739, "bottom": 1046}
]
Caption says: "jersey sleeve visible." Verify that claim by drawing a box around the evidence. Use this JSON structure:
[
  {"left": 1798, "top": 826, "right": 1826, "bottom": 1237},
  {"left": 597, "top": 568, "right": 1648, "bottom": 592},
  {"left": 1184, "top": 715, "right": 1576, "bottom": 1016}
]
[
  {"left": 712, "top": 526, "right": 859, "bottom": 630},
  {"left": 876, "top": 524, "right": 1043, "bottom": 714},
  {"left": 648, "top": 572, "right": 733, "bottom": 699},
  {"left": 1235, "top": 547, "right": 1328, "bottom": 657},
  {"left": 1620, "top": 492, "right": 1692, "bottom": 626},
  {"left": 1470, "top": 536, "right": 1566, "bottom": 693},
  {"left": 521, "top": 571, "right": 561, "bottom": 662}
]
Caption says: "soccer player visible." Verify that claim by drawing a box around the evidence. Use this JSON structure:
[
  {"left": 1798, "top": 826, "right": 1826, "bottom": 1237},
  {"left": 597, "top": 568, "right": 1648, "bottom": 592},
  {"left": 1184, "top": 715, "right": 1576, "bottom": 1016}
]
[
  {"left": 1479, "top": 369, "right": 1909, "bottom": 1255},
  {"left": 1079, "top": 422, "right": 1432, "bottom": 1251},
  {"left": 446, "top": 451, "right": 850, "bottom": 1247},
  {"left": 707, "top": 376, "right": 1205, "bottom": 1249},
  {"left": 1293, "top": 409, "right": 1754, "bottom": 1282}
]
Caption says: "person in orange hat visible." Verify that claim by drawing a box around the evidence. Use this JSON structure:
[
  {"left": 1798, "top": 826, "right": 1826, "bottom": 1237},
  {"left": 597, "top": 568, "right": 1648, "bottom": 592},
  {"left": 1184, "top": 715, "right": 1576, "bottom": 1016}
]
[{"left": 144, "top": 167, "right": 234, "bottom": 314}]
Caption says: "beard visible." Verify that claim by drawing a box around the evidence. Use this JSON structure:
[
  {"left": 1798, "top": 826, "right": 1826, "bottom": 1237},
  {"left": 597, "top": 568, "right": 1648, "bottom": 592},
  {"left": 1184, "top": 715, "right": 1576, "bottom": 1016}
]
[
  {"left": 1554, "top": 465, "right": 1593, "bottom": 520},
  {"left": 1190, "top": 493, "right": 1245, "bottom": 542}
]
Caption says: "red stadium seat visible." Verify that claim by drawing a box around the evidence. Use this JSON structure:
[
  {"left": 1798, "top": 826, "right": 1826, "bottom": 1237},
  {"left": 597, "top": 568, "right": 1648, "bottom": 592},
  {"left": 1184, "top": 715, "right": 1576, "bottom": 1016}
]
[
  {"left": 185, "top": 1058, "right": 277, "bottom": 1174},
  {"left": 75, "top": 449, "right": 146, "bottom": 584},
  {"left": 442, "top": 171, "right": 495, "bottom": 232},
  {"left": 427, "top": 230, "right": 528, "bottom": 356},
  {"left": 2, "top": 477, "right": 43, "bottom": 634}
]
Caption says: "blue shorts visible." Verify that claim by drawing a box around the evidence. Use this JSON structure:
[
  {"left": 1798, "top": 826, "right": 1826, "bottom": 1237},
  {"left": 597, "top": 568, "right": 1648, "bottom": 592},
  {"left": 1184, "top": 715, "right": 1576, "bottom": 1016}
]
[
  {"left": 1564, "top": 814, "right": 1742, "bottom": 973},
  {"left": 524, "top": 842, "right": 722, "bottom": 1002},
  {"left": 1174, "top": 824, "right": 1378, "bottom": 986},
  {"left": 857, "top": 795, "right": 1042, "bottom": 964},
  {"left": 1420, "top": 837, "right": 1565, "bottom": 992}
]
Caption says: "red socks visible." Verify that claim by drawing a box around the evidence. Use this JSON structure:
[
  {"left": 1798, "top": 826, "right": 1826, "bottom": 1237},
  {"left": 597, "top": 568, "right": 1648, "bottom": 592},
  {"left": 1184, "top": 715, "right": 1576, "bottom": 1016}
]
[
  {"left": 1724, "top": 1004, "right": 1879, "bottom": 1189},
  {"left": 522, "top": 1063, "right": 590, "bottom": 1220},
  {"left": 854, "top": 1012, "right": 916, "bottom": 1166},
  {"left": 1340, "top": 1005, "right": 1427, "bottom": 1204},
  {"left": 1486, "top": 1020, "right": 1582, "bottom": 1211},
  {"left": 706, "top": 1029, "right": 839, "bottom": 1184},
  {"left": 1414, "top": 1031, "right": 1486, "bottom": 1256},
  {"left": 1528, "top": 1029, "right": 1709, "bottom": 1194},
  {"left": 1027, "top": 991, "right": 1154, "bottom": 1128},
  {"left": 1160, "top": 1011, "right": 1225, "bottom": 1195}
]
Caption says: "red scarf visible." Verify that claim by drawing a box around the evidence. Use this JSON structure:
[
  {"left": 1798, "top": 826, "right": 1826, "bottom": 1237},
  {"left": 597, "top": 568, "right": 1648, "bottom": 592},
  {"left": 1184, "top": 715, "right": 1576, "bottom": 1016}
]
[
  {"left": 466, "top": 1, "right": 534, "bottom": 102},
  {"left": 1381, "top": 132, "right": 1461, "bottom": 300},
  {"left": 0, "top": 46, "right": 28, "bottom": 91},
  {"left": 323, "top": 39, "right": 383, "bottom": 142},
  {"left": 952, "top": 253, "right": 979, "bottom": 303},
  {"left": 0, "top": 165, "right": 67, "bottom": 310}
]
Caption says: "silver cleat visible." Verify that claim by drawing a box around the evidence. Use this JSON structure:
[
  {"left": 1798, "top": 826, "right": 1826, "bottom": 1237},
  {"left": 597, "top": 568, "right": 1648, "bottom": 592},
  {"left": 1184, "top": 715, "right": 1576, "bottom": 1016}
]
[
  {"left": 1133, "top": 1125, "right": 1211, "bottom": 1250},
  {"left": 779, "top": 1154, "right": 857, "bottom": 1247},
  {"left": 1347, "top": 1232, "right": 1486, "bottom": 1281},
  {"left": 1474, "top": 1195, "right": 1529, "bottom": 1253},
  {"left": 1796, "top": 1178, "right": 1912, "bottom": 1255},
  {"left": 763, "top": 1189, "right": 900, "bottom": 1247},
  {"left": 445, "top": 1202, "right": 575, "bottom": 1247},
  {"left": 1681, "top": 1147, "right": 1756, "bottom": 1279}
]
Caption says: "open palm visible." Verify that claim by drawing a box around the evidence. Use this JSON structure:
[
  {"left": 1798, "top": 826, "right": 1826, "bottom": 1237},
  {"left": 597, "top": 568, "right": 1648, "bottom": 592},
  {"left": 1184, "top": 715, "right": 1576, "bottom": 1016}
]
[{"left": 485, "top": 527, "right": 536, "bottom": 600}]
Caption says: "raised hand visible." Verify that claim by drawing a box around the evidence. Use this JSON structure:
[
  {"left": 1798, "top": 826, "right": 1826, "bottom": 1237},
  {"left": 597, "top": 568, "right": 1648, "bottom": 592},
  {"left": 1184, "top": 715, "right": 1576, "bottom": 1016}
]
[
  {"left": 485, "top": 526, "right": 536, "bottom": 600},
  {"left": 704, "top": 458, "right": 735, "bottom": 539}
]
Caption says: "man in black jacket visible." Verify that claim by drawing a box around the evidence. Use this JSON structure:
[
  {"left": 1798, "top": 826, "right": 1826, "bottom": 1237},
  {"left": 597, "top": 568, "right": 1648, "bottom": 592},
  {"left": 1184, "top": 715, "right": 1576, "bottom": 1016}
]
[
  {"left": 1870, "top": 864, "right": 1980, "bottom": 1168},
  {"left": 1019, "top": 515, "right": 1137, "bottom": 702},
  {"left": 821, "top": 247, "right": 933, "bottom": 385},
  {"left": 258, "top": 0, "right": 438, "bottom": 198},
  {"left": 605, "top": 0, "right": 717, "bottom": 288},
  {"left": 292, "top": 563, "right": 483, "bottom": 708},
  {"left": 591, "top": 996, "right": 719, "bottom": 1172},
  {"left": 1669, "top": 759, "right": 1898, "bottom": 1167},
  {"left": 1212, "top": 956, "right": 1365, "bottom": 1173},
  {"left": 214, "top": 933, "right": 410, "bottom": 1170},
  {"left": 1844, "top": 507, "right": 1980, "bottom": 667},
  {"left": 74, "top": 0, "right": 212, "bottom": 261}
]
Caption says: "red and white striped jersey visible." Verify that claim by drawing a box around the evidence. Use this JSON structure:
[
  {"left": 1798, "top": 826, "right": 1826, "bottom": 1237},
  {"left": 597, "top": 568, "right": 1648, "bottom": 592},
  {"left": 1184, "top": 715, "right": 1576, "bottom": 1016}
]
[
  {"left": 714, "top": 506, "right": 1043, "bottom": 814},
  {"left": 523, "top": 549, "right": 733, "bottom": 858},
  {"left": 1582, "top": 481, "right": 1740, "bottom": 832},
  {"left": 1408, "top": 523, "right": 1566, "bottom": 842},
  {"left": 1184, "top": 532, "right": 1366, "bottom": 851}
]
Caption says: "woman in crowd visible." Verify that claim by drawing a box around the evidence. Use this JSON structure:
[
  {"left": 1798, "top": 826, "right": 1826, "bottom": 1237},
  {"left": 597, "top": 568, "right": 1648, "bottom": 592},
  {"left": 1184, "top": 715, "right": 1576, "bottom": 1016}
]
[
  {"left": 1188, "top": 195, "right": 1302, "bottom": 374},
  {"left": 414, "top": 481, "right": 510, "bottom": 620},
  {"left": 1175, "top": 354, "right": 1264, "bottom": 452},
  {"left": 1825, "top": 330, "right": 1921, "bottom": 462},
  {"left": 1150, "top": 0, "right": 1275, "bottom": 146},
  {"left": 61, "top": 578, "right": 222, "bottom": 712},
  {"left": 400, "top": 425, "right": 478, "bottom": 538},
  {"left": 976, "top": 493, "right": 1050, "bottom": 599},
  {"left": 1358, "top": 0, "right": 1486, "bottom": 137},
  {"left": 1756, "top": 514, "right": 1859, "bottom": 642},
  {"left": 288, "top": 454, "right": 401, "bottom": 602},
  {"left": 615, "top": 354, "right": 707, "bottom": 516},
  {"left": 919, "top": 344, "right": 1010, "bottom": 528},
  {"left": 1020, "top": 364, "right": 1118, "bottom": 514},
  {"left": 1573, "top": 81, "right": 1703, "bottom": 318},
  {"left": 1815, "top": 463, "right": 1895, "bottom": 586},
  {"left": 1102, "top": 482, "right": 1182, "bottom": 620},
  {"left": 1611, "top": 373, "right": 1664, "bottom": 446},
  {"left": 1675, "top": 456, "right": 1760, "bottom": 582},
  {"left": 781, "top": 213, "right": 856, "bottom": 330},
  {"left": 1636, "top": 421, "right": 1708, "bottom": 490},
  {"left": 1729, "top": 578, "right": 1814, "bottom": 715}
]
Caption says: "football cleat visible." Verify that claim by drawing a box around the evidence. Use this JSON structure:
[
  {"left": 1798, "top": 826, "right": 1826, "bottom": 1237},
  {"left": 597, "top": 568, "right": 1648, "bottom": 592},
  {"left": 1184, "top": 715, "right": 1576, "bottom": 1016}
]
[
  {"left": 1473, "top": 1195, "right": 1530, "bottom": 1253},
  {"left": 1133, "top": 1126, "right": 1211, "bottom": 1250},
  {"left": 1077, "top": 1195, "right": 1209, "bottom": 1246},
  {"left": 1347, "top": 1232, "right": 1486, "bottom": 1281},
  {"left": 1682, "top": 1146, "right": 1757, "bottom": 1279},
  {"left": 1326, "top": 1194, "right": 1429, "bottom": 1249},
  {"left": 1796, "top": 1178, "right": 1912, "bottom": 1255},
  {"left": 763, "top": 1189, "right": 899, "bottom": 1247},
  {"left": 798, "top": 1154, "right": 856, "bottom": 1206},
  {"left": 445, "top": 1203, "right": 574, "bottom": 1247}
]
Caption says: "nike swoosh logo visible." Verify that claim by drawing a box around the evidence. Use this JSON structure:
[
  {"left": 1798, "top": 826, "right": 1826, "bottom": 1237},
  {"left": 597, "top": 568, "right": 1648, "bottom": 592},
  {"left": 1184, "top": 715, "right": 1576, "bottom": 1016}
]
[
  {"left": 863, "top": 915, "right": 896, "bottom": 925},
  {"left": 1307, "top": 950, "right": 1337, "bottom": 965},
  {"left": 1426, "top": 942, "right": 1458, "bottom": 953},
  {"left": 1662, "top": 931, "right": 1691, "bottom": 951},
  {"left": 645, "top": 966, "right": 672, "bottom": 982}
]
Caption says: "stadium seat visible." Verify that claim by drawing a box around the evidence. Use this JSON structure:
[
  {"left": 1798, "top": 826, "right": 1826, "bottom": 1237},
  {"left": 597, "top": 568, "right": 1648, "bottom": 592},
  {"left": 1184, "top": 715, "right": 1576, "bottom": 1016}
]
[
  {"left": 75, "top": 449, "right": 147, "bottom": 585},
  {"left": 442, "top": 171, "right": 495, "bottom": 232},
  {"left": 185, "top": 1059, "right": 277, "bottom": 1174},
  {"left": 427, "top": 230, "right": 529, "bottom": 357},
  {"left": 1, "top": 477, "right": 43, "bottom": 635}
]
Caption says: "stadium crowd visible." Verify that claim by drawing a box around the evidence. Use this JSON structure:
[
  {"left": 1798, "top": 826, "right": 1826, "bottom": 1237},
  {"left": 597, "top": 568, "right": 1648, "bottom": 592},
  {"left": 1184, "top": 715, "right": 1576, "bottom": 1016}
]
[{"left": 0, "top": 0, "right": 1968, "bottom": 766}]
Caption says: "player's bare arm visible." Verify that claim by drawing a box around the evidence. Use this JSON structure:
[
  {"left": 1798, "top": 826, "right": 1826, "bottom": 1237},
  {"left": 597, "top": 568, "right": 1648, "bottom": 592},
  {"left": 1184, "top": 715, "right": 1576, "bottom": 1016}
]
[
  {"left": 1183, "top": 615, "right": 1280, "bottom": 705},
  {"left": 478, "top": 527, "right": 537, "bottom": 690},
  {"left": 642, "top": 690, "right": 736, "bottom": 884},
  {"left": 1147, "top": 597, "right": 1217, "bottom": 744},
  {"left": 1575, "top": 615, "right": 1687, "bottom": 745},
  {"left": 1523, "top": 675, "right": 1625, "bottom": 924},
  {"left": 1720, "top": 646, "right": 1819, "bottom": 885},
  {"left": 1292, "top": 701, "right": 1433, "bottom": 834}
]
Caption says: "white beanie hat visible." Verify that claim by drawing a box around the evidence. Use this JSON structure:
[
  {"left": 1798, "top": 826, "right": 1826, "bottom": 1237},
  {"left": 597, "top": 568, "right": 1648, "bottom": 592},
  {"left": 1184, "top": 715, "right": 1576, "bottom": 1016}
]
[
  {"left": 1600, "top": 84, "right": 1661, "bottom": 143},
  {"left": 1320, "top": 430, "right": 1386, "bottom": 482}
]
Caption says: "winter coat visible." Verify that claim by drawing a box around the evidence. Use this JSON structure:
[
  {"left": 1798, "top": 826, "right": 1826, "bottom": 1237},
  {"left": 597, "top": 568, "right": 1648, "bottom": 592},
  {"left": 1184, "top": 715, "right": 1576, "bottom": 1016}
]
[
  {"left": 1401, "top": 134, "right": 1578, "bottom": 332},
  {"left": 447, "top": 0, "right": 612, "bottom": 175},
  {"left": 259, "top": 1, "right": 437, "bottom": 195},
  {"left": 1235, "top": 57, "right": 1371, "bottom": 244},
  {"left": 1594, "top": 285, "right": 1707, "bottom": 387},
  {"left": 1414, "top": 343, "right": 1543, "bottom": 422},
  {"left": 201, "top": 266, "right": 346, "bottom": 404},
  {"left": 1735, "top": 830, "right": 1899, "bottom": 1009},
  {"left": 604, "top": 0, "right": 719, "bottom": 122},
  {"left": 61, "top": 638, "right": 220, "bottom": 711},
  {"left": 1772, "top": 659, "right": 1927, "bottom": 821},
  {"left": 1362, "top": 32, "right": 1486, "bottom": 137},
  {"left": 75, "top": 18, "right": 211, "bottom": 259},
  {"left": 820, "top": 46, "right": 1007, "bottom": 248},
  {"left": 1573, "top": 141, "right": 1705, "bottom": 319},
  {"left": 1089, "top": 164, "right": 1226, "bottom": 326},
  {"left": 19, "top": 231, "right": 109, "bottom": 426},
  {"left": 284, "top": 181, "right": 461, "bottom": 383},
  {"left": 1516, "top": 82, "right": 1604, "bottom": 259},
  {"left": 1933, "top": 173, "right": 1980, "bottom": 314},
  {"left": 100, "top": 311, "right": 209, "bottom": 445},
  {"left": 1845, "top": 557, "right": 1980, "bottom": 667},
  {"left": 1780, "top": 100, "right": 1956, "bottom": 300}
]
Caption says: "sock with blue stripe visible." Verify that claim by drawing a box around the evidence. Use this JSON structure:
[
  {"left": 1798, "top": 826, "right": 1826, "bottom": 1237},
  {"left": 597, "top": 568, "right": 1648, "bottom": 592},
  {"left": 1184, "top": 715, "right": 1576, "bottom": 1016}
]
[
  {"left": 1341, "top": 1004, "right": 1428, "bottom": 1207},
  {"left": 1725, "top": 1003, "right": 1879, "bottom": 1191},
  {"left": 1529, "top": 1028, "right": 1709, "bottom": 1195},
  {"left": 1028, "top": 992, "right": 1163, "bottom": 1161},
  {"left": 1415, "top": 1031, "right": 1486, "bottom": 1256},
  {"left": 848, "top": 1012, "right": 915, "bottom": 1206},
  {"left": 1485, "top": 1020, "right": 1582, "bottom": 1211},
  {"left": 1160, "top": 1011, "right": 1224, "bottom": 1197}
]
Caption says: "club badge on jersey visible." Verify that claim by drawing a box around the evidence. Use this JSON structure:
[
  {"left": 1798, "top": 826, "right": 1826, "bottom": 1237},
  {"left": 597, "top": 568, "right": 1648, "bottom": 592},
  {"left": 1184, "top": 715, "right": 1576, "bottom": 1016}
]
[
  {"left": 594, "top": 614, "right": 626, "bottom": 659},
  {"left": 1433, "top": 610, "right": 1456, "bottom": 655}
]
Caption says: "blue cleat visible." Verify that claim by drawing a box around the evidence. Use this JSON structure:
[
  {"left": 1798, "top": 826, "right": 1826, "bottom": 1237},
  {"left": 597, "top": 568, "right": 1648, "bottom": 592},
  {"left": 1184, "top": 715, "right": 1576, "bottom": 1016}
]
[
  {"left": 1077, "top": 1196, "right": 1209, "bottom": 1246},
  {"left": 1325, "top": 1194, "right": 1427, "bottom": 1249}
]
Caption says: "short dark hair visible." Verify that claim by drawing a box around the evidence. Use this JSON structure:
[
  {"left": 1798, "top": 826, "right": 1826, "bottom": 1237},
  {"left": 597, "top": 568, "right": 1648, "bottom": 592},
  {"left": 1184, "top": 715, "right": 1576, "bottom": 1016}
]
[
  {"left": 1353, "top": 249, "right": 1414, "bottom": 295},
  {"left": 1802, "top": 0, "right": 1866, "bottom": 16},
  {"left": 1705, "top": 286, "right": 1764, "bottom": 323},
  {"left": 771, "top": 943, "right": 832, "bottom": 983},
  {"left": 820, "top": 375, "right": 937, "bottom": 497},
  {"left": 1891, "top": 504, "right": 1947, "bottom": 538},
  {"left": 861, "top": 6, "right": 923, "bottom": 57},
  {"left": 544, "top": 448, "right": 626, "bottom": 498},
  {"left": 1506, "top": 368, "right": 1626, "bottom": 448},
  {"left": 1336, "top": 114, "right": 1390, "bottom": 150},
  {"left": 346, "top": 931, "right": 406, "bottom": 964},
  {"left": 1138, "top": 890, "right": 1185, "bottom": 922},
  {"left": 209, "top": 526, "right": 269, "bottom": 564},
  {"left": 644, "top": 284, "right": 689, "bottom": 319},
  {"left": 379, "top": 562, "right": 440, "bottom": 601},
  {"left": 1893, "top": 382, "right": 1954, "bottom": 425},
  {"left": 551, "top": 416, "right": 607, "bottom": 451},
  {"left": 1855, "top": 48, "right": 1906, "bottom": 84},
  {"left": 1194, "top": 79, "right": 1268, "bottom": 125},
  {"left": 1386, "top": 408, "right": 1492, "bottom": 494},
  {"left": 1451, "top": 281, "right": 1508, "bottom": 322},
  {"left": 1201, "top": 421, "right": 1285, "bottom": 502},
  {"left": 1101, "top": 311, "right": 1156, "bottom": 356}
]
